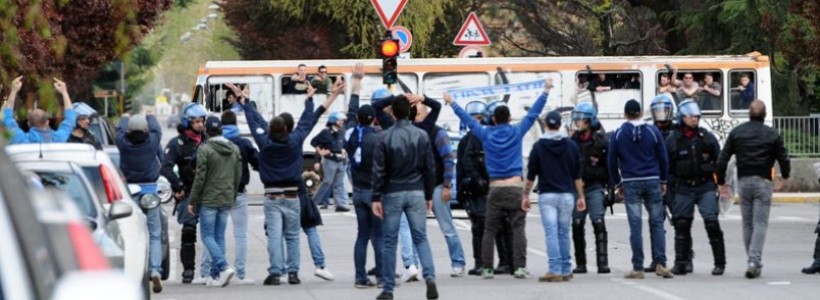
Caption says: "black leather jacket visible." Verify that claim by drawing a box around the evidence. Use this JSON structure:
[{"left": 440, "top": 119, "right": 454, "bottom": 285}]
[
  {"left": 716, "top": 119, "right": 790, "bottom": 184},
  {"left": 372, "top": 119, "right": 436, "bottom": 201}
]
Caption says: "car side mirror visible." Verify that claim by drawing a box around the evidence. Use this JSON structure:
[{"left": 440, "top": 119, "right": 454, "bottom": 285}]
[{"left": 109, "top": 201, "right": 133, "bottom": 221}]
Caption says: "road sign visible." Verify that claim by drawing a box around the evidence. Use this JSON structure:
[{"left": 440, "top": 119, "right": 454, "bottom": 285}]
[
  {"left": 370, "top": 0, "right": 408, "bottom": 29},
  {"left": 458, "top": 46, "right": 484, "bottom": 58},
  {"left": 391, "top": 26, "right": 413, "bottom": 52},
  {"left": 453, "top": 12, "right": 491, "bottom": 46}
]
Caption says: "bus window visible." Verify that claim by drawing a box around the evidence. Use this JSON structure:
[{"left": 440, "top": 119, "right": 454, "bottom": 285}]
[
  {"left": 492, "top": 71, "right": 564, "bottom": 110},
  {"left": 575, "top": 71, "right": 642, "bottom": 120},
  {"left": 360, "top": 74, "right": 418, "bottom": 103},
  {"left": 207, "top": 75, "right": 275, "bottom": 116},
  {"left": 423, "top": 72, "right": 491, "bottom": 100},
  {"left": 657, "top": 70, "right": 723, "bottom": 114},
  {"left": 729, "top": 70, "right": 756, "bottom": 112}
]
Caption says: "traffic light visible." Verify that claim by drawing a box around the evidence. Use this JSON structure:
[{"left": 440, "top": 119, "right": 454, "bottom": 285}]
[{"left": 380, "top": 37, "right": 400, "bottom": 85}]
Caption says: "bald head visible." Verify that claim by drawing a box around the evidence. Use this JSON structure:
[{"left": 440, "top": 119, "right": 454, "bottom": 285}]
[
  {"left": 749, "top": 100, "right": 766, "bottom": 121},
  {"left": 27, "top": 109, "right": 49, "bottom": 129}
]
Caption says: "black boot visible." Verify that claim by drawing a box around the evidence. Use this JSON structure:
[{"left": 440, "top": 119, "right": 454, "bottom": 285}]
[
  {"left": 802, "top": 234, "right": 820, "bottom": 274},
  {"left": 180, "top": 224, "right": 197, "bottom": 283},
  {"left": 572, "top": 220, "right": 587, "bottom": 274},
  {"left": 471, "top": 215, "right": 485, "bottom": 276},
  {"left": 671, "top": 218, "right": 692, "bottom": 275},
  {"left": 705, "top": 220, "right": 726, "bottom": 275},
  {"left": 592, "top": 220, "right": 610, "bottom": 274}
]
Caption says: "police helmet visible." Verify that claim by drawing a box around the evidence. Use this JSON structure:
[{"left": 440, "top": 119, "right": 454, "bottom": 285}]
[
  {"left": 650, "top": 94, "right": 675, "bottom": 122},
  {"left": 571, "top": 102, "right": 598, "bottom": 128},
  {"left": 181, "top": 103, "right": 208, "bottom": 128},
  {"left": 676, "top": 99, "right": 701, "bottom": 124},
  {"left": 371, "top": 87, "right": 392, "bottom": 101},
  {"left": 328, "top": 111, "right": 347, "bottom": 124},
  {"left": 72, "top": 102, "right": 98, "bottom": 119},
  {"left": 465, "top": 101, "right": 487, "bottom": 116}
]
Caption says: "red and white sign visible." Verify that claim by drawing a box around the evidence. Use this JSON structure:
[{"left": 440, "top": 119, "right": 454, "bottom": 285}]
[
  {"left": 370, "top": 0, "right": 409, "bottom": 30},
  {"left": 458, "top": 46, "right": 484, "bottom": 58},
  {"left": 391, "top": 26, "right": 413, "bottom": 53},
  {"left": 453, "top": 12, "right": 491, "bottom": 46}
]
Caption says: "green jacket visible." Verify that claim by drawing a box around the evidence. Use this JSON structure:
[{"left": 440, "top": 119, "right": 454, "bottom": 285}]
[{"left": 189, "top": 136, "right": 242, "bottom": 208}]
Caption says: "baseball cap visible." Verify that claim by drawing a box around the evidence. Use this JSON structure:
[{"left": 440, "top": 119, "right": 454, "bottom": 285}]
[
  {"left": 545, "top": 110, "right": 562, "bottom": 128},
  {"left": 624, "top": 99, "right": 642, "bottom": 116},
  {"left": 205, "top": 115, "right": 221, "bottom": 131}
]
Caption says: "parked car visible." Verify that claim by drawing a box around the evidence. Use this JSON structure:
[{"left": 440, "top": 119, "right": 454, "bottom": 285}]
[
  {"left": 6, "top": 143, "right": 170, "bottom": 297},
  {"left": 16, "top": 160, "right": 131, "bottom": 270},
  {"left": 0, "top": 141, "right": 143, "bottom": 300}
]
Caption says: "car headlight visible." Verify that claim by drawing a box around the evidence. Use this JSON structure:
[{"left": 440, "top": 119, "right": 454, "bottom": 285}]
[
  {"left": 157, "top": 176, "right": 172, "bottom": 204},
  {"left": 140, "top": 194, "right": 161, "bottom": 210}
]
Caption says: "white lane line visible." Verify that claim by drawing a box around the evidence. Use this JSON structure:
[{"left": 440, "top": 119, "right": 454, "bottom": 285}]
[
  {"left": 453, "top": 219, "right": 471, "bottom": 231},
  {"left": 767, "top": 281, "right": 791, "bottom": 285},
  {"left": 527, "top": 247, "right": 547, "bottom": 258},
  {"left": 169, "top": 249, "right": 178, "bottom": 282},
  {"left": 611, "top": 278, "right": 684, "bottom": 300}
]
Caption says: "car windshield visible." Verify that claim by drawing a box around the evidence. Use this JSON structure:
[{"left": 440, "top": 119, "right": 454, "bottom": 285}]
[{"left": 36, "top": 172, "right": 97, "bottom": 218}]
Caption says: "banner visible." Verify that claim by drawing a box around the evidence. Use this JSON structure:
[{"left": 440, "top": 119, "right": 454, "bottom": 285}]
[{"left": 447, "top": 79, "right": 546, "bottom": 102}]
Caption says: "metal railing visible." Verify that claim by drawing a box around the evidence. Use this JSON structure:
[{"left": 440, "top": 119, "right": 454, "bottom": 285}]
[{"left": 773, "top": 116, "right": 820, "bottom": 158}]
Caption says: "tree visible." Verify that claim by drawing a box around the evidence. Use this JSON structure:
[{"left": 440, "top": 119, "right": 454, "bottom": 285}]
[
  {"left": 0, "top": 0, "right": 172, "bottom": 113},
  {"left": 222, "top": 0, "right": 467, "bottom": 59}
]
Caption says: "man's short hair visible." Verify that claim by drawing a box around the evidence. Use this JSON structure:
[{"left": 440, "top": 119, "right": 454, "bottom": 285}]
[
  {"left": 298, "top": 63, "right": 307, "bottom": 68},
  {"left": 705, "top": 73, "right": 714, "bottom": 79},
  {"left": 221, "top": 110, "right": 237, "bottom": 125},
  {"left": 225, "top": 89, "right": 236, "bottom": 100},
  {"left": 493, "top": 106, "right": 511, "bottom": 124},
  {"left": 269, "top": 116, "right": 287, "bottom": 137},
  {"left": 392, "top": 95, "right": 411, "bottom": 120},
  {"left": 318, "top": 65, "right": 327, "bottom": 71},
  {"left": 740, "top": 73, "right": 750, "bottom": 79}
]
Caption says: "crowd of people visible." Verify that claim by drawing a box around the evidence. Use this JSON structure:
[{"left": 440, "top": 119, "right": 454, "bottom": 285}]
[{"left": 0, "top": 66, "right": 815, "bottom": 300}]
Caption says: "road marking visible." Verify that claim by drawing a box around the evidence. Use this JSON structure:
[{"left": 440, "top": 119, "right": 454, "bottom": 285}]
[
  {"left": 453, "top": 219, "right": 471, "bottom": 231},
  {"left": 767, "top": 281, "right": 791, "bottom": 285},
  {"left": 527, "top": 247, "right": 547, "bottom": 258},
  {"left": 611, "top": 278, "right": 684, "bottom": 300},
  {"left": 169, "top": 249, "right": 178, "bottom": 282}
]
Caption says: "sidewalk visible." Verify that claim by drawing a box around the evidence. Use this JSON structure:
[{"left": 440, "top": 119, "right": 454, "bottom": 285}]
[{"left": 771, "top": 193, "right": 820, "bottom": 203}]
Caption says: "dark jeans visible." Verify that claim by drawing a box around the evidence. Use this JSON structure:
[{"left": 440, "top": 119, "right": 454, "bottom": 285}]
[
  {"left": 672, "top": 182, "right": 719, "bottom": 222},
  {"left": 623, "top": 179, "right": 667, "bottom": 271},
  {"left": 482, "top": 185, "right": 527, "bottom": 269},
  {"left": 353, "top": 187, "right": 383, "bottom": 283}
]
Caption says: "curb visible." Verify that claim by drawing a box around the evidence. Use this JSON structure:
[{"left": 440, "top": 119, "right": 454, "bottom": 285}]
[{"left": 770, "top": 196, "right": 820, "bottom": 204}]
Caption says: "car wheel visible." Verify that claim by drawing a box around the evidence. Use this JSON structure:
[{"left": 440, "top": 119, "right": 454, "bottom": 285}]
[{"left": 161, "top": 246, "right": 170, "bottom": 280}]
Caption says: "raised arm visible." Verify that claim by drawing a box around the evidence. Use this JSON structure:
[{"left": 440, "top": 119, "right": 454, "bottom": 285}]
[
  {"left": 372, "top": 95, "right": 395, "bottom": 129},
  {"left": 241, "top": 98, "right": 271, "bottom": 149},
  {"left": 444, "top": 93, "right": 486, "bottom": 140},
  {"left": 294, "top": 90, "right": 317, "bottom": 143},
  {"left": 346, "top": 63, "right": 364, "bottom": 128},
  {"left": 419, "top": 95, "right": 442, "bottom": 128},
  {"left": 517, "top": 78, "right": 554, "bottom": 135},
  {"left": 3, "top": 77, "right": 26, "bottom": 143}
]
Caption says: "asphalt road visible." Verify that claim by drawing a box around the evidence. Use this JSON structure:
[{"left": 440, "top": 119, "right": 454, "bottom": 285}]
[{"left": 152, "top": 202, "right": 820, "bottom": 300}]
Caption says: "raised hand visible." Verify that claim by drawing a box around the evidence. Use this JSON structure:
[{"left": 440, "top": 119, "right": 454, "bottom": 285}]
[
  {"left": 352, "top": 63, "right": 365, "bottom": 79},
  {"left": 10, "top": 76, "right": 22, "bottom": 94},
  {"left": 306, "top": 82, "right": 316, "bottom": 98},
  {"left": 53, "top": 78, "right": 68, "bottom": 95},
  {"left": 330, "top": 77, "right": 345, "bottom": 95}
]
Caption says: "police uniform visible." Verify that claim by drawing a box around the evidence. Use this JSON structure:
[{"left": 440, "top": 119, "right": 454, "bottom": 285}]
[{"left": 571, "top": 127, "right": 611, "bottom": 274}]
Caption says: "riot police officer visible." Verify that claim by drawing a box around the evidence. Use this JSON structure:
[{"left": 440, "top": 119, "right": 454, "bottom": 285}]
[
  {"left": 569, "top": 102, "right": 611, "bottom": 274},
  {"left": 161, "top": 103, "right": 209, "bottom": 283},
  {"left": 665, "top": 100, "right": 725, "bottom": 276},
  {"left": 67, "top": 102, "right": 103, "bottom": 150}
]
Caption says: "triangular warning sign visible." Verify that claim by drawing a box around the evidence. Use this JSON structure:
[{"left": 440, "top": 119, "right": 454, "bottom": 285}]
[
  {"left": 370, "top": 0, "right": 409, "bottom": 30},
  {"left": 453, "top": 12, "right": 491, "bottom": 46}
]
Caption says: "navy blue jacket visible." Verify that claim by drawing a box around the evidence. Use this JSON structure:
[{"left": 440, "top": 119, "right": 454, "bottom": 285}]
[
  {"left": 117, "top": 115, "right": 163, "bottom": 184},
  {"left": 527, "top": 133, "right": 581, "bottom": 194},
  {"left": 222, "top": 125, "right": 259, "bottom": 193},
  {"left": 343, "top": 94, "right": 379, "bottom": 189},
  {"left": 244, "top": 98, "right": 315, "bottom": 189},
  {"left": 607, "top": 121, "right": 669, "bottom": 186}
]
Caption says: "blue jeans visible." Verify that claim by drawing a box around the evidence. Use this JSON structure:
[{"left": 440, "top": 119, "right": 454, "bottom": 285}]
[
  {"left": 573, "top": 186, "right": 606, "bottom": 223},
  {"left": 353, "top": 188, "right": 383, "bottom": 283},
  {"left": 199, "top": 193, "right": 250, "bottom": 279},
  {"left": 175, "top": 195, "right": 198, "bottom": 225},
  {"left": 199, "top": 206, "right": 230, "bottom": 279},
  {"left": 538, "top": 193, "right": 574, "bottom": 275},
  {"left": 400, "top": 213, "right": 420, "bottom": 268},
  {"left": 381, "top": 191, "right": 435, "bottom": 293},
  {"left": 264, "top": 196, "right": 301, "bottom": 276},
  {"left": 315, "top": 159, "right": 350, "bottom": 207},
  {"left": 303, "top": 226, "right": 325, "bottom": 268},
  {"left": 138, "top": 183, "right": 163, "bottom": 275},
  {"left": 623, "top": 180, "right": 667, "bottom": 270},
  {"left": 672, "top": 183, "right": 719, "bottom": 222},
  {"left": 431, "top": 185, "right": 466, "bottom": 269}
]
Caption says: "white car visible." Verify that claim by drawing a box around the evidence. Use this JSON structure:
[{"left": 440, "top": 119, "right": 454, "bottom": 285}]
[{"left": 6, "top": 144, "right": 160, "bottom": 296}]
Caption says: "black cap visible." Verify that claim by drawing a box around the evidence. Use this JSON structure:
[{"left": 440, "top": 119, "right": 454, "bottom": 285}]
[
  {"left": 205, "top": 116, "right": 221, "bottom": 130},
  {"left": 545, "top": 110, "right": 562, "bottom": 128},
  {"left": 624, "top": 99, "right": 642, "bottom": 116},
  {"left": 358, "top": 104, "right": 376, "bottom": 125}
]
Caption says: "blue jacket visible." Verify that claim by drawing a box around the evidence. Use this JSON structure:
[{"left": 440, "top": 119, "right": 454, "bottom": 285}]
[
  {"left": 527, "top": 131, "right": 581, "bottom": 194},
  {"left": 607, "top": 120, "right": 669, "bottom": 186},
  {"left": 452, "top": 92, "right": 549, "bottom": 179},
  {"left": 223, "top": 125, "right": 259, "bottom": 193},
  {"left": 244, "top": 98, "right": 315, "bottom": 190},
  {"left": 3, "top": 108, "right": 76, "bottom": 144},
  {"left": 117, "top": 115, "right": 163, "bottom": 183}
]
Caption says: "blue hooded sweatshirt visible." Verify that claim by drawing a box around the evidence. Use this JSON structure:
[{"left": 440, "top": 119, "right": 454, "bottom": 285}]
[
  {"left": 607, "top": 120, "right": 669, "bottom": 186},
  {"left": 222, "top": 124, "right": 259, "bottom": 193},
  {"left": 116, "top": 115, "right": 163, "bottom": 183},
  {"left": 452, "top": 92, "right": 548, "bottom": 180},
  {"left": 3, "top": 108, "right": 76, "bottom": 144}
]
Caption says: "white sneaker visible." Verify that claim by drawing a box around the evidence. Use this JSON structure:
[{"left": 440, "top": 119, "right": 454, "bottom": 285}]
[
  {"left": 451, "top": 266, "right": 466, "bottom": 278},
  {"left": 217, "top": 268, "right": 235, "bottom": 287},
  {"left": 233, "top": 277, "right": 255, "bottom": 285},
  {"left": 206, "top": 279, "right": 220, "bottom": 287},
  {"left": 401, "top": 265, "right": 419, "bottom": 282},
  {"left": 191, "top": 276, "right": 209, "bottom": 285},
  {"left": 314, "top": 267, "right": 335, "bottom": 281}
]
